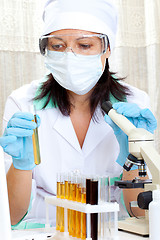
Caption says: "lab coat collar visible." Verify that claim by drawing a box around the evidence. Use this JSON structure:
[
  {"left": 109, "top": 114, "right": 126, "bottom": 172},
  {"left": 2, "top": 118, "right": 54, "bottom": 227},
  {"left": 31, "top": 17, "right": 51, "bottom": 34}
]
[
  {"left": 52, "top": 106, "right": 111, "bottom": 156},
  {"left": 53, "top": 111, "right": 82, "bottom": 153},
  {"left": 82, "top": 107, "right": 111, "bottom": 157}
]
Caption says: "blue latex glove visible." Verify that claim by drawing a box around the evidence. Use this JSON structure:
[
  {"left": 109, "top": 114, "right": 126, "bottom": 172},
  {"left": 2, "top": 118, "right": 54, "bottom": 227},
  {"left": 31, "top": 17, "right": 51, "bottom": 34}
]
[
  {"left": 0, "top": 112, "right": 40, "bottom": 170},
  {"left": 104, "top": 102, "right": 157, "bottom": 167}
]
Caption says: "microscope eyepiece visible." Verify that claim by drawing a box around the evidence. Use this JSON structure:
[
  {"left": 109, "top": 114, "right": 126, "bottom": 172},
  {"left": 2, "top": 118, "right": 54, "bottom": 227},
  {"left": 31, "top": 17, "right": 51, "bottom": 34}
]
[{"left": 101, "top": 101, "right": 113, "bottom": 114}]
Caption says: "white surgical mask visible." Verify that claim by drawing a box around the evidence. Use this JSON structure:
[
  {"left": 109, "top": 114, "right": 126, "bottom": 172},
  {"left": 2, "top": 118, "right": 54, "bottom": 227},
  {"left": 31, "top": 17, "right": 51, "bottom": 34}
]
[{"left": 45, "top": 50, "right": 104, "bottom": 95}]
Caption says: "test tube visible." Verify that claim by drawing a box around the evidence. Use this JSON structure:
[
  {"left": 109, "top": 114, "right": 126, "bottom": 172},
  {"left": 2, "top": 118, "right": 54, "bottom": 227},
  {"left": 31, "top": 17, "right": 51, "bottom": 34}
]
[
  {"left": 101, "top": 176, "right": 111, "bottom": 239},
  {"left": 31, "top": 105, "right": 41, "bottom": 165},
  {"left": 68, "top": 173, "right": 73, "bottom": 236},
  {"left": 71, "top": 174, "right": 77, "bottom": 237},
  {"left": 67, "top": 173, "right": 72, "bottom": 233},
  {"left": 81, "top": 177, "right": 86, "bottom": 240},
  {"left": 99, "top": 176, "right": 107, "bottom": 239},
  {"left": 56, "top": 173, "right": 61, "bottom": 231},
  {"left": 86, "top": 177, "right": 91, "bottom": 239},
  {"left": 64, "top": 172, "right": 69, "bottom": 233},
  {"left": 60, "top": 173, "right": 65, "bottom": 232},
  {"left": 76, "top": 175, "right": 82, "bottom": 238},
  {"left": 90, "top": 178, "right": 98, "bottom": 240},
  {"left": 98, "top": 177, "right": 102, "bottom": 239},
  {"left": 65, "top": 173, "right": 69, "bottom": 200}
]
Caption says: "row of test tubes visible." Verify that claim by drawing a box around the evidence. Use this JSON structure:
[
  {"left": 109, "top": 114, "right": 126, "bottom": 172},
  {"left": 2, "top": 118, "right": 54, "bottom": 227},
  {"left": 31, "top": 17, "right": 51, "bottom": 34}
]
[{"left": 56, "top": 171, "right": 111, "bottom": 240}]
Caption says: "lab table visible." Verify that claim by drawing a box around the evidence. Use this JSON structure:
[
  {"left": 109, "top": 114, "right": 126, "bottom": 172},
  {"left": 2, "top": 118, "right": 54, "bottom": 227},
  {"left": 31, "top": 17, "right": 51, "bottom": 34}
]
[{"left": 12, "top": 228, "right": 149, "bottom": 240}]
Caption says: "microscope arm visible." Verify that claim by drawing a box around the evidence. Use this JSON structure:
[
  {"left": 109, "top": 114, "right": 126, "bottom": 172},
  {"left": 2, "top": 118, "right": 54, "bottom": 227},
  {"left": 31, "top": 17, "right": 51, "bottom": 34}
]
[
  {"left": 140, "top": 145, "right": 160, "bottom": 189},
  {"left": 102, "top": 101, "right": 156, "bottom": 172}
]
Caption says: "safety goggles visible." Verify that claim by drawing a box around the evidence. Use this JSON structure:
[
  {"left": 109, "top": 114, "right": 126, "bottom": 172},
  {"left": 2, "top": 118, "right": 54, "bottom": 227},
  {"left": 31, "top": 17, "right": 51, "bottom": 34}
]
[{"left": 39, "top": 33, "right": 109, "bottom": 57}]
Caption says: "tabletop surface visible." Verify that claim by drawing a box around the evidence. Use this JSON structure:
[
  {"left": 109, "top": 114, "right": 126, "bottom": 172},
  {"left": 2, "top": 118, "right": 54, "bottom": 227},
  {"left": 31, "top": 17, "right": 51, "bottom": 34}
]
[{"left": 12, "top": 227, "right": 149, "bottom": 240}]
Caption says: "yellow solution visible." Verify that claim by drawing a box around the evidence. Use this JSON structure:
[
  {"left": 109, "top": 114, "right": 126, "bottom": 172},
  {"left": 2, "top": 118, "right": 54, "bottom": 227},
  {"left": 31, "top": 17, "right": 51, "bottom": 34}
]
[
  {"left": 32, "top": 115, "right": 41, "bottom": 165},
  {"left": 76, "top": 184, "right": 82, "bottom": 238},
  {"left": 71, "top": 183, "right": 77, "bottom": 237},
  {"left": 64, "top": 180, "right": 69, "bottom": 233},
  {"left": 56, "top": 181, "right": 61, "bottom": 231},
  {"left": 81, "top": 187, "right": 86, "bottom": 239},
  {"left": 68, "top": 182, "right": 73, "bottom": 235},
  {"left": 65, "top": 181, "right": 69, "bottom": 199},
  {"left": 60, "top": 182, "right": 65, "bottom": 232},
  {"left": 67, "top": 181, "right": 71, "bottom": 233}
]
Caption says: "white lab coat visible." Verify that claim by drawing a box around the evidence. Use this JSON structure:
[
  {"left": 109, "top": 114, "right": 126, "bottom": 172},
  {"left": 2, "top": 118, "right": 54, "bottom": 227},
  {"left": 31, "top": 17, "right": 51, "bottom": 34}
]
[{"left": 3, "top": 77, "right": 150, "bottom": 225}]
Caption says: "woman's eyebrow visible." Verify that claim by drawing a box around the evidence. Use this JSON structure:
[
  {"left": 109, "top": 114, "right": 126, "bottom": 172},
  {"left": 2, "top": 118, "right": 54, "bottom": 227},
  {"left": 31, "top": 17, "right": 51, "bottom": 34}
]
[
  {"left": 76, "top": 36, "right": 91, "bottom": 40},
  {"left": 49, "top": 35, "right": 95, "bottom": 42},
  {"left": 50, "top": 36, "right": 64, "bottom": 41}
]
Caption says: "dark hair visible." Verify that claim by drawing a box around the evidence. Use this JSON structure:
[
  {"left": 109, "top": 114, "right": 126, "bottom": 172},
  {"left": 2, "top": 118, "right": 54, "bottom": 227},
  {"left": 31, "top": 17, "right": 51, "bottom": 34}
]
[{"left": 34, "top": 59, "right": 131, "bottom": 117}]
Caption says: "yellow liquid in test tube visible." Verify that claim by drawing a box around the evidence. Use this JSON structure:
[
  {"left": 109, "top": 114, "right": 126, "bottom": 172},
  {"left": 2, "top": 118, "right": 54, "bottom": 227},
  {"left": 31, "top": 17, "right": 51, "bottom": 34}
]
[
  {"left": 68, "top": 182, "right": 72, "bottom": 235},
  {"left": 65, "top": 181, "right": 69, "bottom": 199},
  {"left": 60, "top": 182, "right": 65, "bottom": 232},
  {"left": 76, "top": 184, "right": 82, "bottom": 238},
  {"left": 81, "top": 188, "right": 86, "bottom": 239},
  {"left": 32, "top": 114, "right": 41, "bottom": 165},
  {"left": 64, "top": 181, "right": 69, "bottom": 232},
  {"left": 56, "top": 181, "right": 61, "bottom": 231},
  {"left": 67, "top": 181, "right": 71, "bottom": 232},
  {"left": 71, "top": 183, "right": 77, "bottom": 237}
]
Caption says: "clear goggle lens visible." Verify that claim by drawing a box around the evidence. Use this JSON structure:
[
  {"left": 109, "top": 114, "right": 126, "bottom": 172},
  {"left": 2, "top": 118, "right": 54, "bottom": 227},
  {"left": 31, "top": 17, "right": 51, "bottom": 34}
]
[{"left": 39, "top": 34, "right": 109, "bottom": 57}]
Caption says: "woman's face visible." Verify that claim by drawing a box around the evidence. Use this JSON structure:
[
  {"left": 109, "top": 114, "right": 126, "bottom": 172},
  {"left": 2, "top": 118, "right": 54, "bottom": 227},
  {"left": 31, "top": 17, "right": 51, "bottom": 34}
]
[{"left": 49, "top": 29, "right": 111, "bottom": 70}]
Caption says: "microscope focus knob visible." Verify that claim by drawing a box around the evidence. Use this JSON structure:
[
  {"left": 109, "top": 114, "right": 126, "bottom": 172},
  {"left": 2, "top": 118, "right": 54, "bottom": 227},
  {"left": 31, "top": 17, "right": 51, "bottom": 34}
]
[{"left": 137, "top": 191, "right": 152, "bottom": 210}]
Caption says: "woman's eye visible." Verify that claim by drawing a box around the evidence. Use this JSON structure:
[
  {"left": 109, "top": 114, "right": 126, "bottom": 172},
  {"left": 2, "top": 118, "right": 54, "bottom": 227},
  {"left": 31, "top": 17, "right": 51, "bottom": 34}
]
[
  {"left": 48, "top": 43, "right": 66, "bottom": 51},
  {"left": 50, "top": 44, "right": 65, "bottom": 51},
  {"left": 79, "top": 44, "right": 91, "bottom": 50}
]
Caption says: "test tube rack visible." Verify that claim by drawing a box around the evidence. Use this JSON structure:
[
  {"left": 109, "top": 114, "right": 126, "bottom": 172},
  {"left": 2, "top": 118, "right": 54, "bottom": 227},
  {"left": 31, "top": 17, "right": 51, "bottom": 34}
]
[{"left": 45, "top": 196, "right": 119, "bottom": 240}]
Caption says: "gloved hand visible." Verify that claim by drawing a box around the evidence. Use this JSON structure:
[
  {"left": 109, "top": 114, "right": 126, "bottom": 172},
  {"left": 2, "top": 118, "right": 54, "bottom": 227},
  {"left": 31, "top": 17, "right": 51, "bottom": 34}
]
[
  {"left": 0, "top": 112, "right": 40, "bottom": 170},
  {"left": 104, "top": 102, "right": 157, "bottom": 167}
]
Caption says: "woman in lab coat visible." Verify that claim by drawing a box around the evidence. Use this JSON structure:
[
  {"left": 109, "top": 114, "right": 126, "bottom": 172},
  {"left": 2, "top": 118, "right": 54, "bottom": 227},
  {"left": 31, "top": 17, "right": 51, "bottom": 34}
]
[{"left": 0, "top": 0, "right": 157, "bottom": 227}]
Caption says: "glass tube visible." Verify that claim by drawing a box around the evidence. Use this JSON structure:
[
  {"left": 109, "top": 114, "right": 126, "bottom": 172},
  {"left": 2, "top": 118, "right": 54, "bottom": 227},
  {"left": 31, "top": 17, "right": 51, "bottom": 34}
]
[
  {"left": 68, "top": 173, "right": 73, "bottom": 236},
  {"left": 31, "top": 105, "right": 41, "bottom": 165},
  {"left": 90, "top": 178, "right": 98, "bottom": 240},
  {"left": 65, "top": 173, "right": 69, "bottom": 200},
  {"left": 71, "top": 175, "right": 77, "bottom": 237},
  {"left": 98, "top": 176, "right": 103, "bottom": 239},
  {"left": 67, "top": 173, "right": 71, "bottom": 233},
  {"left": 76, "top": 175, "right": 82, "bottom": 238},
  {"left": 86, "top": 178, "right": 91, "bottom": 239},
  {"left": 86, "top": 178, "right": 91, "bottom": 204},
  {"left": 60, "top": 173, "right": 65, "bottom": 232},
  {"left": 56, "top": 173, "right": 61, "bottom": 231},
  {"left": 81, "top": 177, "right": 86, "bottom": 240},
  {"left": 102, "top": 176, "right": 111, "bottom": 239}
]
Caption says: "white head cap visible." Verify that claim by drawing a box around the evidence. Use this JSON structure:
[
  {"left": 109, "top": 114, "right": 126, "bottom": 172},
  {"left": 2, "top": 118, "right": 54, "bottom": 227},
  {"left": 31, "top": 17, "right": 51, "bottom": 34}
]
[{"left": 42, "top": 0, "right": 118, "bottom": 52}]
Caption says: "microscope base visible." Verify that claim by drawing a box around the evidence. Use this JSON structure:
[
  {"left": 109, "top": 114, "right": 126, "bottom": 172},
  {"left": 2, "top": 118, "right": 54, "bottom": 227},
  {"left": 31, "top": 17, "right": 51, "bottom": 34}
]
[{"left": 118, "top": 217, "right": 149, "bottom": 237}]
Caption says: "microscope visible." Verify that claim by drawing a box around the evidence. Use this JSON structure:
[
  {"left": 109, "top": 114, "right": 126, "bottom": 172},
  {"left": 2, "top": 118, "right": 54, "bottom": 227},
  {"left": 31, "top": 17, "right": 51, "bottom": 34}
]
[{"left": 102, "top": 101, "right": 160, "bottom": 236}]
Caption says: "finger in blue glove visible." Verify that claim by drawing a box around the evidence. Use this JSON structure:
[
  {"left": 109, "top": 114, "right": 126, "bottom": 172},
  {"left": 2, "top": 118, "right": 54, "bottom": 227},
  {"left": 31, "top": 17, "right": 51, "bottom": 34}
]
[
  {"left": 113, "top": 102, "right": 157, "bottom": 133},
  {"left": 1, "top": 112, "right": 41, "bottom": 170},
  {"left": 140, "top": 108, "right": 157, "bottom": 133},
  {"left": 0, "top": 135, "right": 17, "bottom": 148},
  {"left": 113, "top": 102, "right": 141, "bottom": 117}
]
